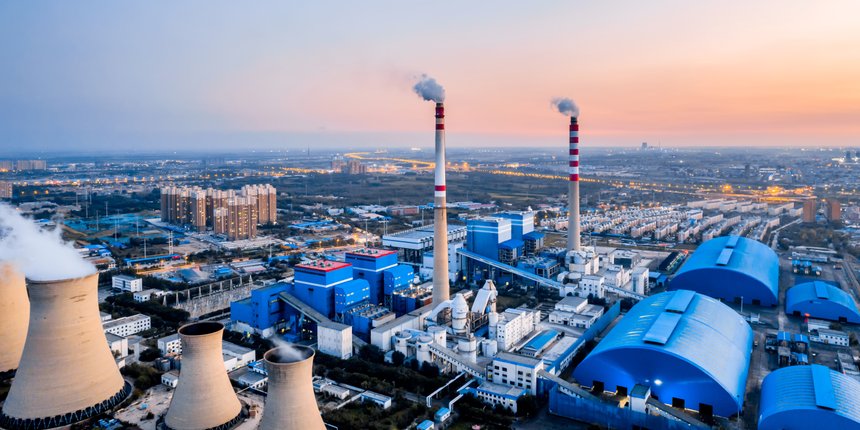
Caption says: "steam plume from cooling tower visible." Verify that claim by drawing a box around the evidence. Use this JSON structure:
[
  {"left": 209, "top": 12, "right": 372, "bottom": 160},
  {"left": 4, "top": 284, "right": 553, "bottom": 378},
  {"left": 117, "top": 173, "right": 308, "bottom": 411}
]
[
  {"left": 552, "top": 97, "right": 580, "bottom": 117},
  {"left": 0, "top": 204, "right": 94, "bottom": 281},
  {"left": 271, "top": 337, "right": 306, "bottom": 362},
  {"left": 413, "top": 74, "right": 446, "bottom": 102}
]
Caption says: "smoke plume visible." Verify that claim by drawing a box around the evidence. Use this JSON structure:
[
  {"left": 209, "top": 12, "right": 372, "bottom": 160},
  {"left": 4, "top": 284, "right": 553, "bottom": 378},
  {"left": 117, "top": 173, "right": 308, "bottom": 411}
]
[
  {"left": 270, "top": 337, "right": 308, "bottom": 363},
  {"left": 0, "top": 204, "right": 95, "bottom": 281},
  {"left": 413, "top": 74, "right": 446, "bottom": 102},
  {"left": 551, "top": 97, "right": 579, "bottom": 117}
]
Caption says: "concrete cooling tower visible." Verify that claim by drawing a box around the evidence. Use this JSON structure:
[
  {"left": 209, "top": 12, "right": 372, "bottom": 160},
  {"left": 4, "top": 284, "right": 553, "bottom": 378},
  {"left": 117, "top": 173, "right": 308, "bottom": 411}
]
[
  {"left": 259, "top": 346, "right": 325, "bottom": 430},
  {"left": 164, "top": 322, "right": 242, "bottom": 430},
  {"left": 0, "top": 263, "right": 28, "bottom": 373},
  {"left": 0, "top": 273, "right": 131, "bottom": 430}
]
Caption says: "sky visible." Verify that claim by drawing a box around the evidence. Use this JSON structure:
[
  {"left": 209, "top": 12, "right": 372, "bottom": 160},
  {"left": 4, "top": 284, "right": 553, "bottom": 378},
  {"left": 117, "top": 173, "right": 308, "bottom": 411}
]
[{"left": 1, "top": 1, "right": 859, "bottom": 154}]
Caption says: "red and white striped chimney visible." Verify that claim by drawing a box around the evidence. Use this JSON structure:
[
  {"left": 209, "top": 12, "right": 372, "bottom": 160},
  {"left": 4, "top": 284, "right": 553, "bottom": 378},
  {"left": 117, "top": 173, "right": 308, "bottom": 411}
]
[
  {"left": 567, "top": 116, "right": 581, "bottom": 251},
  {"left": 432, "top": 102, "right": 450, "bottom": 305}
]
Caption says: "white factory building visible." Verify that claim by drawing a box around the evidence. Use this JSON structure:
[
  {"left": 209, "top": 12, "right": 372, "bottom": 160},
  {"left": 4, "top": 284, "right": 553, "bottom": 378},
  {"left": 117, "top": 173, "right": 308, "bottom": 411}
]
[
  {"left": 491, "top": 352, "right": 544, "bottom": 395},
  {"left": 318, "top": 321, "right": 353, "bottom": 360},
  {"left": 103, "top": 314, "right": 151, "bottom": 337},
  {"left": 489, "top": 308, "right": 541, "bottom": 351},
  {"left": 157, "top": 333, "right": 182, "bottom": 354},
  {"left": 112, "top": 275, "right": 143, "bottom": 292},
  {"left": 548, "top": 296, "right": 604, "bottom": 329}
]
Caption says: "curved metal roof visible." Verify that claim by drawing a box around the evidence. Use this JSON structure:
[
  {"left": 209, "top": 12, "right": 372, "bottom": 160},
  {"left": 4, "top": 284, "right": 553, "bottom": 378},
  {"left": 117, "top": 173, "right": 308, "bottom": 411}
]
[
  {"left": 573, "top": 290, "right": 752, "bottom": 417},
  {"left": 759, "top": 364, "right": 860, "bottom": 429},
  {"left": 786, "top": 281, "right": 860, "bottom": 324},
  {"left": 670, "top": 236, "right": 779, "bottom": 306}
]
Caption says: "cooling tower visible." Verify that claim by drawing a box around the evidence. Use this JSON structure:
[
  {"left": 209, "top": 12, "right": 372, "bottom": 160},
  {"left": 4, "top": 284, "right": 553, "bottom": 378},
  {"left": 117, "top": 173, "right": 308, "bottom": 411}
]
[
  {"left": 432, "top": 102, "right": 451, "bottom": 305},
  {"left": 259, "top": 346, "right": 325, "bottom": 430},
  {"left": 0, "top": 273, "right": 131, "bottom": 430},
  {"left": 164, "top": 322, "right": 242, "bottom": 430},
  {"left": 567, "top": 115, "right": 581, "bottom": 251},
  {"left": 0, "top": 263, "right": 28, "bottom": 373}
]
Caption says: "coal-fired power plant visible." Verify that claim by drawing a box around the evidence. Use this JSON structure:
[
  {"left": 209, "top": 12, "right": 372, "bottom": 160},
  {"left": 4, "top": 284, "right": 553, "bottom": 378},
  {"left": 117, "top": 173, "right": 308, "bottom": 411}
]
[
  {"left": 259, "top": 346, "right": 325, "bottom": 430},
  {"left": 568, "top": 115, "right": 581, "bottom": 251},
  {"left": 164, "top": 322, "right": 242, "bottom": 430},
  {"left": 432, "top": 102, "right": 451, "bottom": 304},
  {"left": 0, "top": 263, "right": 28, "bottom": 374},
  {"left": 0, "top": 273, "right": 131, "bottom": 430}
]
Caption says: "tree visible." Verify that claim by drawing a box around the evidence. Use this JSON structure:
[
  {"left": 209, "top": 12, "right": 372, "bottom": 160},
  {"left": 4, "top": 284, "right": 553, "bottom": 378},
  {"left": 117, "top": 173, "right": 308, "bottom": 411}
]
[
  {"left": 391, "top": 351, "right": 405, "bottom": 366},
  {"left": 139, "top": 347, "right": 162, "bottom": 362},
  {"left": 516, "top": 394, "right": 539, "bottom": 417},
  {"left": 358, "top": 345, "right": 385, "bottom": 363}
]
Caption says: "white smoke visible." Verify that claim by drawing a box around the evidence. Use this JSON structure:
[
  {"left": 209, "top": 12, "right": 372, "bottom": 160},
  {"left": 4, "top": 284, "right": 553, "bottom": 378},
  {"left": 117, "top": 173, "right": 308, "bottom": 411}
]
[
  {"left": 0, "top": 203, "right": 95, "bottom": 281},
  {"left": 413, "top": 74, "right": 446, "bottom": 102},
  {"left": 551, "top": 97, "right": 580, "bottom": 117},
  {"left": 270, "top": 337, "right": 306, "bottom": 362}
]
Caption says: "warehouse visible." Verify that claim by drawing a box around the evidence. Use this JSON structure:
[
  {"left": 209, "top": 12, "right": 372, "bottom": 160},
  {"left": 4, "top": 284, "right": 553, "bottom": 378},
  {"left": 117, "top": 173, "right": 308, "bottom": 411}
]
[
  {"left": 573, "top": 290, "right": 752, "bottom": 417},
  {"left": 786, "top": 280, "right": 860, "bottom": 324},
  {"left": 759, "top": 364, "right": 860, "bottom": 429},
  {"left": 670, "top": 235, "right": 779, "bottom": 306}
]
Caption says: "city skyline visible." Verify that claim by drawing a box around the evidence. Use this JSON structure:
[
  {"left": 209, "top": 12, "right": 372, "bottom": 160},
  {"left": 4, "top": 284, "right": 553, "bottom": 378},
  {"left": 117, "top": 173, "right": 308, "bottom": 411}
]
[{"left": 1, "top": 2, "right": 860, "bottom": 153}]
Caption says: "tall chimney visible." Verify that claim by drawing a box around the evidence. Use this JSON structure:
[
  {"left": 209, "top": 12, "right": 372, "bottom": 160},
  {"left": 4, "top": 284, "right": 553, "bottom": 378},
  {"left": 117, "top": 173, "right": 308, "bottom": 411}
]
[
  {"left": 0, "top": 263, "right": 28, "bottom": 374},
  {"left": 567, "top": 116, "right": 581, "bottom": 251},
  {"left": 0, "top": 273, "right": 131, "bottom": 430},
  {"left": 432, "top": 102, "right": 450, "bottom": 304},
  {"left": 259, "top": 346, "right": 325, "bottom": 430},
  {"left": 164, "top": 322, "right": 242, "bottom": 430}
]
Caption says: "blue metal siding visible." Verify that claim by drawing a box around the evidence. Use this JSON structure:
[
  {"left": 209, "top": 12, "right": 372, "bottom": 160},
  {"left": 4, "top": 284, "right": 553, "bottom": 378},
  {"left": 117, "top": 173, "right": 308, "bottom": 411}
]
[
  {"left": 670, "top": 236, "right": 779, "bottom": 306},
  {"left": 759, "top": 365, "right": 860, "bottom": 429},
  {"left": 786, "top": 281, "right": 860, "bottom": 324},
  {"left": 573, "top": 290, "right": 752, "bottom": 417},
  {"left": 383, "top": 265, "right": 414, "bottom": 295},
  {"left": 334, "top": 279, "right": 370, "bottom": 314}
]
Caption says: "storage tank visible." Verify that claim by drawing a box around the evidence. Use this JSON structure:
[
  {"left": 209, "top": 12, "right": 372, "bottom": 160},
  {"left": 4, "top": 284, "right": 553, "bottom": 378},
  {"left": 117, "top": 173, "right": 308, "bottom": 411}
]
[
  {"left": 416, "top": 335, "right": 433, "bottom": 365},
  {"left": 0, "top": 263, "right": 28, "bottom": 373},
  {"left": 481, "top": 339, "right": 498, "bottom": 357},
  {"left": 458, "top": 335, "right": 477, "bottom": 363},
  {"left": 394, "top": 331, "right": 412, "bottom": 357},
  {"left": 259, "top": 346, "right": 325, "bottom": 430},
  {"left": 452, "top": 293, "right": 469, "bottom": 334},
  {"left": 164, "top": 322, "right": 242, "bottom": 430},
  {"left": 0, "top": 273, "right": 131, "bottom": 430},
  {"left": 428, "top": 325, "right": 447, "bottom": 346}
]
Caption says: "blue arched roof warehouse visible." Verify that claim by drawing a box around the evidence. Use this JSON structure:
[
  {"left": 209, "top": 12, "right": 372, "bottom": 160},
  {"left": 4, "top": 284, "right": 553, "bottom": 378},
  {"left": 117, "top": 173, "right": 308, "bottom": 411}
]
[
  {"left": 670, "top": 236, "right": 779, "bottom": 306},
  {"left": 573, "top": 290, "right": 752, "bottom": 417},
  {"left": 759, "top": 364, "right": 860, "bottom": 430},
  {"left": 786, "top": 280, "right": 860, "bottom": 324}
]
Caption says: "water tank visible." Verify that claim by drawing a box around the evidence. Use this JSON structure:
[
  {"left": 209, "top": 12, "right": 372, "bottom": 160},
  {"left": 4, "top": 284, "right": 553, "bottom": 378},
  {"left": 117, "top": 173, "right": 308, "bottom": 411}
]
[
  {"left": 481, "top": 339, "right": 498, "bottom": 357},
  {"left": 428, "top": 325, "right": 447, "bottom": 346},
  {"left": 458, "top": 336, "right": 477, "bottom": 363},
  {"left": 416, "top": 335, "right": 433, "bottom": 365},
  {"left": 394, "top": 331, "right": 412, "bottom": 357}
]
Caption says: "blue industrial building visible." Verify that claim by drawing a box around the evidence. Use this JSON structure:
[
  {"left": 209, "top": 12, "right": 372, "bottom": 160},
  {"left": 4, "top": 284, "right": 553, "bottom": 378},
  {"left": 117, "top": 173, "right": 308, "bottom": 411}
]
[
  {"left": 759, "top": 364, "right": 860, "bottom": 429},
  {"left": 466, "top": 217, "right": 512, "bottom": 260},
  {"left": 786, "top": 280, "right": 860, "bottom": 324},
  {"left": 573, "top": 290, "right": 752, "bottom": 417},
  {"left": 230, "top": 283, "right": 291, "bottom": 335},
  {"left": 345, "top": 248, "right": 401, "bottom": 305},
  {"left": 292, "top": 260, "right": 355, "bottom": 318},
  {"left": 383, "top": 264, "right": 415, "bottom": 308},
  {"left": 670, "top": 235, "right": 779, "bottom": 306},
  {"left": 334, "top": 279, "right": 371, "bottom": 320}
]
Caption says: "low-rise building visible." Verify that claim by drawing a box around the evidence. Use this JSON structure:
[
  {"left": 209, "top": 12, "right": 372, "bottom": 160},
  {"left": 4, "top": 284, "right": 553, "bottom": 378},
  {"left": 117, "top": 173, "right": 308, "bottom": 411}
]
[
  {"left": 106, "top": 332, "right": 128, "bottom": 359},
  {"left": 491, "top": 352, "right": 544, "bottom": 395},
  {"left": 470, "top": 381, "right": 526, "bottom": 413},
  {"left": 157, "top": 333, "right": 182, "bottom": 355},
  {"left": 113, "top": 275, "right": 143, "bottom": 292},
  {"left": 318, "top": 321, "right": 353, "bottom": 359},
  {"left": 133, "top": 288, "right": 166, "bottom": 303},
  {"left": 103, "top": 314, "right": 151, "bottom": 337},
  {"left": 222, "top": 341, "right": 256, "bottom": 371},
  {"left": 360, "top": 391, "right": 392, "bottom": 409},
  {"left": 162, "top": 370, "right": 180, "bottom": 388}
]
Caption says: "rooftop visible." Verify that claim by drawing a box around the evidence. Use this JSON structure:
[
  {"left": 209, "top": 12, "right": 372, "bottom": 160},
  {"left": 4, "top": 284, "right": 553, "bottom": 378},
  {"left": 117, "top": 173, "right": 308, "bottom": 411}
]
[{"left": 295, "top": 260, "right": 352, "bottom": 272}]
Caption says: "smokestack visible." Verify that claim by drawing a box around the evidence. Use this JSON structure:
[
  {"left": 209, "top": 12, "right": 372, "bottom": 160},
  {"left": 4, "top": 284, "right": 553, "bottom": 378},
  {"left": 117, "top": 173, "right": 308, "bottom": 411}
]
[
  {"left": 432, "top": 102, "right": 451, "bottom": 304},
  {"left": 165, "top": 322, "right": 242, "bottom": 430},
  {"left": 259, "top": 346, "right": 325, "bottom": 430},
  {"left": 413, "top": 75, "right": 449, "bottom": 305},
  {"left": 0, "top": 263, "right": 28, "bottom": 374},
  {"left": 568, "top": 116, "right": 581, "bottom": 251},
  {"left": 0, "top": 273, "right": 131, "bottom": 430}
]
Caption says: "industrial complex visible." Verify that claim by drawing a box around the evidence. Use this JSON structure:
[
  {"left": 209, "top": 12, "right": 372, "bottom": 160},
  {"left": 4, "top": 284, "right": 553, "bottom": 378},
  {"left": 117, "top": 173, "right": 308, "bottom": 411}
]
[{"left": 0, "top": 81, "right": 859, "bottom": 430}]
